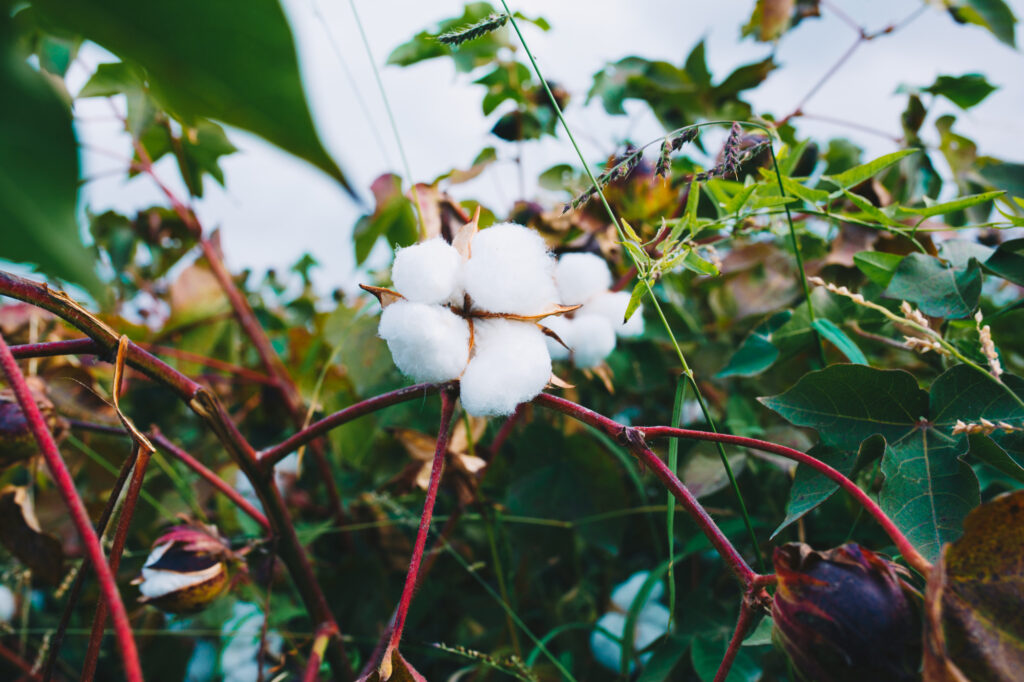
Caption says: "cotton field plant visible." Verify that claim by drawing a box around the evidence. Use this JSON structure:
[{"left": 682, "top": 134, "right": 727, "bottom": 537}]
[{"left": 1, "top": 1, "right": 1024, "bottom": 681}]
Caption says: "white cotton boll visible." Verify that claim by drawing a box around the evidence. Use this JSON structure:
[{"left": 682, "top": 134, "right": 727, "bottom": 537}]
[
  {"left": 591, "top": 612, "right": 627, "bottom": 672},
  {"left": 462, "top": 223, "right": 558, "bottom": 315},
  {"left": 570, "top": 315, "right": 616, "bottom": 368},
  {"left": 555, "top": 253, "right": 612, "bottom": 305},
  {"left": 460, "top": 320, "right": 551, "bottom": 416},
  {"left": 379, "top": 301, "right": 470, "bottom": 382},
  {"left": 610, "top": 571, "right": 663, "bottom": 612},
  {"left": 0, "top": 585, "right": 15, "bottom": 622},
  {"left": 585, "top": 291, "right": 645, "bottom": 337},
  {"left": 391, "top": 238, "right": 462, "bottom": 304},
  {"left": 541, "top": 315, "right": 574, "bottom": 361}
]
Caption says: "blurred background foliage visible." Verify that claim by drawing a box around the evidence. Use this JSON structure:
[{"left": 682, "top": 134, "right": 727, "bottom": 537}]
[{"left": 0, "top": 0, "right": 1023, "bottom": 680}]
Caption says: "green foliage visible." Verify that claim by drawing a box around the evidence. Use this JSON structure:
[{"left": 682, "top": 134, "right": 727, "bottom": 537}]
[{"left": 31, "top": 0, "right": 355, "bottom": 194}]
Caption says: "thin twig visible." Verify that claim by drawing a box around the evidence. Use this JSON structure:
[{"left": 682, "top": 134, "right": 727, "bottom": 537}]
[{"left": 712, "top": 601, "right": 758, "bottom": 682}]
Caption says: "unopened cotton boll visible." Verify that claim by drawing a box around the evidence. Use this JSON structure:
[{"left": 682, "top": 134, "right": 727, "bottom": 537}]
[
  {"left": 391, "top": 238, "right": 462, "bottom": 304},
  {"left": 379, "top": 301, "right": 470, "bottom": 382},
  {"left": 460, "top": 319, "right": 551, "bottom": 416},
  {"left": 555, "top": 253, "right": 612, "bottom": 305},
  {"left": 585, "top": 291, "right": 644, "bottom": 337},
  {"left": 462, "top": 223, "right": 558, "bottom": 315},
  {"left": 570, "top": 314, "right": 616, "bottom": 368}
]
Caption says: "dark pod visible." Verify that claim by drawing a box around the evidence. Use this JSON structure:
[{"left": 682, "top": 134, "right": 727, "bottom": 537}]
[{"left": 772, "top": 542, "right": 921, "bottom": 682}]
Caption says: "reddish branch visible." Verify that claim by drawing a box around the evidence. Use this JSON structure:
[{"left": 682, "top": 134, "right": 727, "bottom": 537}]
[
  {"left": 713, "top": 600, "right": 759, "bottom": 682},
  {"left": 0, "top": 271, "right": 352, "bottom": 681},
  {"left": 259, "top": 382, "right": 445, "bottom": 468},
  {"left": 0, "top": 641, "right": 42, "bottom": 681},
  {"left": 81, "top": 444, "right": 153, "bottom": 681},
  {"left": 0, "top": 333, "right": 142, "bottom": 681},
  {"left": 388, "top": 388, "right": 458, "bottom": 653}
]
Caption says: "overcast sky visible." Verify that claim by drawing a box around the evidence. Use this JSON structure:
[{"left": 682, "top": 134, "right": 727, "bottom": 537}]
[{"left": 73, "top": 0, "right": 1024, "bottom": 293}]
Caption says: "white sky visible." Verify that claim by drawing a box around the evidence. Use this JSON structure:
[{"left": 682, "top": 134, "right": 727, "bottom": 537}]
[{"left": 73, "top": 0, "right": 1024, "bottom": 293}]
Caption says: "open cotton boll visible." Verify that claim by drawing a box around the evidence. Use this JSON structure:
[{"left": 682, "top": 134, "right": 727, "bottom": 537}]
[
  {"left": 391, "top": 238, "right": 462, "bottom": 304},
  {"left": 611, "top": 571, "right": 665, "bottom": 611},
  {"left": 0, "top": 585, "right": 14, "bottom": 622},
  {"left": 585, "top": 291, "right": 644, "bottom": 337},
  {"left": 379, "top": 301, "right": 470, "bottom": 382},
  {"left": 460, "top": 319, "right": 551, "bottom": 416},
  {"left": 137, "top": 543, "right": 224, "bottom": 600},
  {"left": 570, "top": 315, "right": 616, "bottom": 368},
  {"left": 462, "top": 223, "right": 558, "bottom": 315},
  {"left": 541, "top": 315, "right": 574, "bottom": 361},
  {"left": 555, "top": 252, "right": 612, "bottom": 305}
]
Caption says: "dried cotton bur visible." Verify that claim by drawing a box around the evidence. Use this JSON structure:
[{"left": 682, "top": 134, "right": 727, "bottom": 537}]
[{"left": 367, "top": 214, "right": 580, "bottom": 416}]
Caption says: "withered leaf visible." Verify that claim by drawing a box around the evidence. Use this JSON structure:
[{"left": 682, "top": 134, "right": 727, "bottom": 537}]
[
  {"left": 474, "top": 303, "right": 581, "bottom": 323},
  {"left": 357, "top": 647, "right": 427, "bottom": 682},
  {"left": 0, "top": 486, "right": 64, "bottom": 585},
  {"left": 451, "top": 205, "right": 481, "bottom": 260},
  {"left": 924, "top": 489, "right": 1024, "bottom": 681}
]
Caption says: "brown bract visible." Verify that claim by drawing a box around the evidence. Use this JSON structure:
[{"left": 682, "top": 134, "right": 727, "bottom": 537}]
[
  {"left": 924, "top": 489, "right": 1024, "bottom": 681},
  {"left": 0, "top": 485, "right": 64, "bottom": 585}
]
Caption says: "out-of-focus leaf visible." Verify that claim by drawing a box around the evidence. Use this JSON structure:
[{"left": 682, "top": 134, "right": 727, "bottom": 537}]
[
  {"left": 741, "top": 0, "right": 797, "bottom": 42},
  {"left": 0, "top": 22, "right": 102, "bottom": 296},
  {"left": 34, "top": 0, "right": 354, "bottom": 194},
  {"left": 924, "top": 489, "right": 1024, "bottom": 681},
  {"left": 854, "top": 251, "right": 904, "bottom": 287},
  {"left": 692, "top": 633, "right": 761, "bottom": 682},
  {"left": 716, "top": 310, "right": 791, "bottom": 378},
  {"left": 925, "top": 73, "right": 998, "bottom": 109},
  {"left": 811, "top": 318, "right": 867, "bottom": 364},
  {"left": 823, "top": 149, "right": 919, "bottom": 190},
  {"left": 353, "top": 174, "right": 418, "bottom": 264},
  {"left": 978, "top": 162, "right": 1024, "bottom": 200},
  {"left": 885, "top": 253, "right": 982, "bottom": 319},
  {"left": 985, "top": 238, "right": 1024, "bottom": 287},
  {"left": 948, "top": 0, "right": 1017, "bottom": 47},
  {"left": 0, "top": 486, "right": 64, "bottom": 585}
]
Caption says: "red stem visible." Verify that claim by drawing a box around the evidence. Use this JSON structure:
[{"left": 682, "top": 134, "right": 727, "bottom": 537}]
[
  {"left": 81, "top": 444, "right": 152, "bottom": 682},
  {"left": 388, "top": 388, "right": 457, "bottom": 651},
  {"left": 638, "top": 425, "right": 930, "bottom": 574},
  {"left": 150, "top": 428, "right": 271, "bottom": 531},
  {"left": 10, "top": 337, "right": 100, "bottom": 359},
  {"left": 136, "top": 342, "right": 277, "bottom": 385},
  {"left": 0, "top": 333, "right": 142, "bottom": 681},
  {"left": 259, "top": 383, "right": 445, "bottom": 468},
  {"left": 713, "top": 601, "right": 757, "bottom": 682},
  {"left": 301, "top": 625, "right": 336, "bottom": 682}
]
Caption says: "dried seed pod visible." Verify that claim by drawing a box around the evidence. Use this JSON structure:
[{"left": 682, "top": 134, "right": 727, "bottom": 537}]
[
  {"left": 772, "top": 542, "right": 921, "bottom": 682},
  {"left": 133, "top": 524, "right": 233, "bottom": 614},
  {"left": 0, "top": 377, "right": 67, "bottom": 468}
]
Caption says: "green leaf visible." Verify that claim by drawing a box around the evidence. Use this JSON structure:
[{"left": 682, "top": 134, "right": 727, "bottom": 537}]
[
  {"left": 951, "top": 0, "right": 1017, "bottom": 47},
  {"left": 885, "top": 253, "right": 982, "bottom": 319},
  {"left": 925, "top": 73, "right": 998, "bottom": 109},
  {"left": 716, "top": 310, "right": 792, "bottom": 378},
  {"left": 353, "top": 174, "right": 417, "bottom": 264},
  {"left": 760, "top": 364, "right": 993, "bottom": 561},
  {"left": 780, "top": 175, "right": 829, "bottom": 205},
  {"left": 811, "top": 319, "right": 867, "bottom": 364},
  {"left": 900, "top": 190, "right": 1004, "bottom": 217},
  {"left": 841, "top": 190, "right": 904, "bottom": 227},
  {"left": 823, "top": 149, "right": 919, "bottom": 189},
  {"left": 985, "top": 238, "right": 1024, "bottom": 287},
  {"left": 978, "top": 161, "right": 1024, "bottom": 200},
  {"left": 624, "top": 283, "right": 645, "bottom": 323},
  {"left": 968, "top": 434, "right": 1024, "bottom": 483},
  {"left": 692, "top": 634, "right": 761, "bottom": 682},
  {"left": 35, "top": 0, "right": 355, "bottom": 195},
  {"left": 0, "top": 25, "right": 101, "bottom": 296},
  {"left": 677, "top": 249, "right": 719, "bottom": 277},
  {"left": 772, "top": 439, "right": 884, "bottom": 538},
  {"left": 854, "top": 251, "right": 904, "bottom": 288}
]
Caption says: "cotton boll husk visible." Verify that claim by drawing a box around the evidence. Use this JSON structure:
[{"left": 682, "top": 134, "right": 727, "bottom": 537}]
[
  {"left": 379, "top": 301, "right": 470, "bottom": 382},
  {"left": 462, "top": 223, "right": 558, "bottom": 315},
  {"left": 460, "top": 319, "right": 551, "bottom": 416},
  {"left": 585, "top": 291, "right": 644, "bottom": 337},
  {"left": 391, "top": 238, "right": 462, "bottom": 304},
  {"left": 555, "top": 252, "right": 612, "bottom": 305},
  {"left": 570, "top": 314, "right": 616, "bottom": 368},
  {"left": 541, "top": 315, "right": 574, "bottom": 361}
]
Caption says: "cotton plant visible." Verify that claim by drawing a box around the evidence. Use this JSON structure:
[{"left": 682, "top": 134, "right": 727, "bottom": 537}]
[
  {"left": 219, "top": 601, "right": 283, "bottom": 682},
  {"left": 590, "top": 571, "right": 671, "bottom": 673},
  {"left": 0, "top": 584, "right": 14, "bottom": 623},
  {"left": 543, "top": 252, "right": 644, "bottom": 369},
  {"left": 367, "top": 215, "right": 579, "bottom": 416}
]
